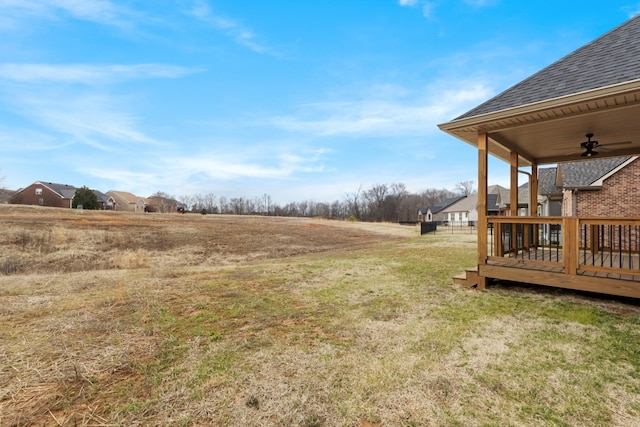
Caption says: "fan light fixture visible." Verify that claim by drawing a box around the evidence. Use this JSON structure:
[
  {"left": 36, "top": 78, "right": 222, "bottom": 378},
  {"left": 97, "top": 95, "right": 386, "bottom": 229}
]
[{"left": 580, "top": 133, "right": 599, "bottom": 157}]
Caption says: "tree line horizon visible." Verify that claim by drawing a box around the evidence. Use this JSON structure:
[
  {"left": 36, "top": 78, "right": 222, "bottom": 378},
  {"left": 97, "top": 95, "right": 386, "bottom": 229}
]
[{"left": 165, "top": 180, "right": 476, "bottom": 223}]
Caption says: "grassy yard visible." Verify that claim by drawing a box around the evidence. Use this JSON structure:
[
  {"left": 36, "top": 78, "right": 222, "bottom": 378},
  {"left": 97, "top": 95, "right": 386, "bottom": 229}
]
[{"left": 1, "top": 206, "right": 639, "bottom": 426}]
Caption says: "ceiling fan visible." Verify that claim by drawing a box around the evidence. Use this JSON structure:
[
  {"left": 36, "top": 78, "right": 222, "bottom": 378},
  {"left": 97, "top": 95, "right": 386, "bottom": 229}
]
[{"left": 579, "top": 133, "right": 631, "bottom": 157}]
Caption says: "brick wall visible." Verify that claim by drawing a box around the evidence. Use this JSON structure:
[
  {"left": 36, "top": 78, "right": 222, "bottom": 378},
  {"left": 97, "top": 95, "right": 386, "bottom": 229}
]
[
  {"left": 575, "top": 158, "right": 640, "bottom": 217},
  {"left": 10, "top": 183, "right": 72, "bottom": 208}
]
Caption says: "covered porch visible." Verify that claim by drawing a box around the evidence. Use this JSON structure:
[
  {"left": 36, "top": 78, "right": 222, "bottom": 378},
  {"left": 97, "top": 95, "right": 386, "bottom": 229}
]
[{"left": 439, "top": 15, "right": 640, "bottom": 298}]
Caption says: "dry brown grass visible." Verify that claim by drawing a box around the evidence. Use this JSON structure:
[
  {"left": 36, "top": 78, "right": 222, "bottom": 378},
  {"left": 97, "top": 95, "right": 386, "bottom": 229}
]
[{"left": 1, "top": 204, "right": 639, "bottom": 426}]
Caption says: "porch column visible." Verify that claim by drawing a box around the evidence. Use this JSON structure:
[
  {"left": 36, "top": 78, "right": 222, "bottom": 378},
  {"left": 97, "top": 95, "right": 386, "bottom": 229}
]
[
  {"left": 530, "top": 163, "right": 539, "bottom": 247},
  {"left": 530, "top": 163, "right": 538, "bottom": 217},
  {"left": 477, "top": 133, "right": 488, "bottom": 289},
  {"left": 509, "top": 152, "right": 518, "bottom": 217},
  {"left": 509, "top": 152, "right": 518, "bottom": 254}
]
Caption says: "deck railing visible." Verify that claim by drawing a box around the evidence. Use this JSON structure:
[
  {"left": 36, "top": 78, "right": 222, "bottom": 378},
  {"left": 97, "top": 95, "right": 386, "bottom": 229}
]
[
  {"left": 486, "top": 216, "right": 640, "bottom": 277},
  {"left": 578, "top": 218, "right": 640, "bottom": 276}
]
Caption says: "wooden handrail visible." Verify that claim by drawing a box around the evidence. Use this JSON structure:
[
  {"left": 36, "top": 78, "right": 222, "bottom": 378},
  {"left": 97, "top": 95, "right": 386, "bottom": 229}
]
[{"left": 484, "top": 216, "right": 640, "bottom": 277}]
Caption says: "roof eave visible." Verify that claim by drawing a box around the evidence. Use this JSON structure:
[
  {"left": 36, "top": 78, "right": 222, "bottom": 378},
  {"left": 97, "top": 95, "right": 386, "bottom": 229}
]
[{"left": 438, "top": 78, "right": 640, "bottom": 144}]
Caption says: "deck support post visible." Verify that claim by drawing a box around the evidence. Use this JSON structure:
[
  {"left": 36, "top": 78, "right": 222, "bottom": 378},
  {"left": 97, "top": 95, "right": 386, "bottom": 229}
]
[
  {"left": 563, "top": 217, "right": 578, "bottom": 276},
  {"left": 510, "top": 152, "right": 518, "bottom": 254},
  {"left": 477, "top": 133, "right": 489, "bottom": 289},
  {"left": 530, "top": 164, "right": 539, "bottom": 248}
]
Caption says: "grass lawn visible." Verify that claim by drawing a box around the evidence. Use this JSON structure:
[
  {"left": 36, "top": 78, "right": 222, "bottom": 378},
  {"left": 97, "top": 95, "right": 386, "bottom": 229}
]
[{"left": 1, "top": 206, "right": 639, "bottom": 426}]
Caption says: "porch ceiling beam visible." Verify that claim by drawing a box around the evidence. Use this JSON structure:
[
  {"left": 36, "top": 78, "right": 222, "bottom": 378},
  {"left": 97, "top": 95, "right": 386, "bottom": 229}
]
[{"left": 489, "top": 133, "right": 536, "bottom": 164}]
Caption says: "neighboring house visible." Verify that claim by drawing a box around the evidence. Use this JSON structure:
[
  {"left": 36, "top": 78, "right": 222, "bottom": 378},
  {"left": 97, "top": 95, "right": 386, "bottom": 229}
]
[
  {"left": 436, "top": 185, "right": 531, "bottom": 226},
  {"left": 440, "top": 190, "right": 501, "bottom": 226},
  {"left": 93, "top": 190, "right": 116, "bottom": 210},
  {"left": 10, "top": 181, "right": 76, "bottom": 208},
  {"left": 145, "top": 195, "right": 180, "bottom": 213},
  {"left": 0, "top": 188, "right": 15, "bottom": 204},
  {"left": 561, "top": 156, "right": 637, "bottom": 217},
  {"left": 536, "top": 167, "right": 563, "bottom": 217},
  {"left": 107, "top": 190, "right": 146, "bottom": 212},
  {"left": 498, "top": 184, "right": 534, "bottom": 216},
  {"left": 417, "top": 196, "right": 465, "bottom": 222}
]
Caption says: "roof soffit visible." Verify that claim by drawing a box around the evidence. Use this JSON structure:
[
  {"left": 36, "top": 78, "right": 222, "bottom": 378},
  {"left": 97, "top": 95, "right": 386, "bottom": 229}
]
[{"left": 438, "top": 81, "right": 640, "bottom": 165}]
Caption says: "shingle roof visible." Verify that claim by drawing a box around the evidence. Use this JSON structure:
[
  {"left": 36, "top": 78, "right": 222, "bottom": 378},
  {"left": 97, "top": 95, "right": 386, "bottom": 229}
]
[
  {"left": 441, "top": 193, "right": 501, "bottom": 213},
  {"left": 92, "top": 190, "right": 111, "bottom": 203},
  {"left": 536, "top": 156, "right": 633, "bottom": 194},
  {"left": 560, "top": 156, "right": 631, "bottom": 188},
  {"left": 538, "top": 167, "right": 561, "bottom": 196},
  {"left": 40, "top": 181, "right": 77, "bottom": 199},
  {"left": 107, "top": 190, "right": 142, "bottom": 203},
  {"left": 427, "top": 195, "right": 466, "bottom": 214},
  {"left": 456, "top": 14, "right": 640, "bottom": 120}
]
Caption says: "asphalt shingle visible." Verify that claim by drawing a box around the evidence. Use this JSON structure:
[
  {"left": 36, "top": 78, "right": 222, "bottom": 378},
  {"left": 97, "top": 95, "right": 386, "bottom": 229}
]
[{"left": 456, "top": 14, "right": 640, "bottom": 120}]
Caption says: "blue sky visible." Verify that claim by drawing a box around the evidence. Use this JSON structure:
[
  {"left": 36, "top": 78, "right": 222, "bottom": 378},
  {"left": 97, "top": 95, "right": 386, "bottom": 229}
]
[{"left": 1, "top": 1, "right": 639, "bottom": 204}]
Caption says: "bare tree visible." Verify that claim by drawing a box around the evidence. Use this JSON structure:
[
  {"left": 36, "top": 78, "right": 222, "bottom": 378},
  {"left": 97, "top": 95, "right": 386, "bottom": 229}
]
[
  {"left": 345, "top": 186, "right": 363, "bottom": 220},
  {"left": 229, "top": 197, "right": 245, "bottom": 215},
  {"left": 179, "top": 194, "right": 195, "bottom": 211},
  {"left": 262, "top": 193, "right": 272, "bottom": 215},
  {"left": 455, "top": 180, "right": 476, "bottom": 196},
  {"left": 364, "top": 184, "right": 388, "bottom": 222}
]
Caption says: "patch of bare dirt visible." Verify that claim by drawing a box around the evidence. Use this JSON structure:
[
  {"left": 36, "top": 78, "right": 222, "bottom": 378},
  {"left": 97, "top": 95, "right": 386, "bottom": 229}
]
[{"left": 0, "top": 205, "right": 416, "bottom": 275}]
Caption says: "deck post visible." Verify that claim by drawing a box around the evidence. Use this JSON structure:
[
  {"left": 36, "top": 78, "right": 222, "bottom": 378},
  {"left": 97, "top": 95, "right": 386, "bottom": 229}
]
[
  {"left": 477, "top": 133, "right": 489, "bottom": 289},
  {"left": 510, "top": 152, "right": 518, "bottom": 253},
  {"left": 530, "top": 164, "right": 539, "bottom": 248},
  {"left": 563, "top": 217, "right": 578, "bottom": 276}
]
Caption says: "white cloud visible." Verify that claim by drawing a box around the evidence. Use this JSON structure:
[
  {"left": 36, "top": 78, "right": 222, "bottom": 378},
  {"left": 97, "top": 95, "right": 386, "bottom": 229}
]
[
  {"left": 399, "top": 0, "right": 418, "bottom": 6},
  {"left": 463, "top": 0, "right": 500, "bottom": 6},
  {"left": 0, "top": 63, "right": 201, "bottom": 85},
  {"left": 7, "top": 91, "right": 163, "bottom": 151},
  {"left": 0, "top": 0, "right": 132, "bottom": 28},
  {"left": 169, "top": 146, "right": 328, "bottom": 181},
  {"left": 422, "top": 2, "right": 436, "bottom": 18},
  {"left": 621, "top": 3, "right": 640, "bottom": 18},
  {"left": 263, "top": 80, "right": 492, "bottom": 137},
  {"left": 183, "top": 0, "right": 275, "bottom": 55}
]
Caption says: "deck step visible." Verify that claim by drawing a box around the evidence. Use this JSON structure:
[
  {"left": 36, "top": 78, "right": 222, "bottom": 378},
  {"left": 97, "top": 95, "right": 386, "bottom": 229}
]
[{"left": 452, "top": 267, "right": 479, "bottom": 289}]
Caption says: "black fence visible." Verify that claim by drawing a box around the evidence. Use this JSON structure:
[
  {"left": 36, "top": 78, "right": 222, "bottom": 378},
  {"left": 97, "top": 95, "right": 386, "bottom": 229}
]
[{"left": 420, "top": 222, "right": 437, "bottom": 235}]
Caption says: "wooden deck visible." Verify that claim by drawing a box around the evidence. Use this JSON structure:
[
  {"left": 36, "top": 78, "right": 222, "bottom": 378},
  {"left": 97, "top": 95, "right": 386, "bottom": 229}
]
[
  {"left": 455, "top": 216, "right": 640, "bottom": 298},
  {"left": 488, "top": 248, "right": 640, "bottom": 282}
]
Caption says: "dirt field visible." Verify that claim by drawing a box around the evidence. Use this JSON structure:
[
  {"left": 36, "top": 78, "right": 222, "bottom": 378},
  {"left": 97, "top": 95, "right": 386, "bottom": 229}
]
[{"left": 0, "top": 204, "right": 418, "bottom": 275}]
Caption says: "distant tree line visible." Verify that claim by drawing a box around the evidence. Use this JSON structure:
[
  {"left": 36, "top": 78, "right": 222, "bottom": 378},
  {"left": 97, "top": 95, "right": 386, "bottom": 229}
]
[{"left": 173, "top": 181, "right": 475, "bottom": 223}]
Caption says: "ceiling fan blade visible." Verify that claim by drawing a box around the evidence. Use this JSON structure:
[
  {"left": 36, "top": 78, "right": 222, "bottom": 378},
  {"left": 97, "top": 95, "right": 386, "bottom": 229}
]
[
  {"left": 599, "top": 141, "right": 632, "bottom": 147},
  {"left": 598, "top": 141, "right": 632, "bottom": 152}
]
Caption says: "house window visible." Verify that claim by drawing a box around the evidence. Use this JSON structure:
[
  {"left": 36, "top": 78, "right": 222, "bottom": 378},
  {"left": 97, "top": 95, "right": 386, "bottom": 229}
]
[
  {"left": 464, "top": 212, "right": 468, "bottom": 219},
  {"left": 458, "top": 213, "right": 462, "bottom": 221},
  {"left": 38, "top": 197, "right": 44, "bottom": 206},
  {"left": 35, "top": 188, "right": 42, "bottom": 195}
]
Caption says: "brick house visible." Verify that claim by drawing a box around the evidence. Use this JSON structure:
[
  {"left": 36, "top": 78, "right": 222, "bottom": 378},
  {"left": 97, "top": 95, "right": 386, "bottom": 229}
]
[
  {"left": 10, "top": 181, "right": 76, "bottom": 208},
  {"left": 535, "top": 156, "right": 637, "bottom": 217},
  {"left": 438, "top": 13, "right": 640, "bottom": 297},
  {"left": 564, "top": 157, "right": 639, "bottom": 217}
]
